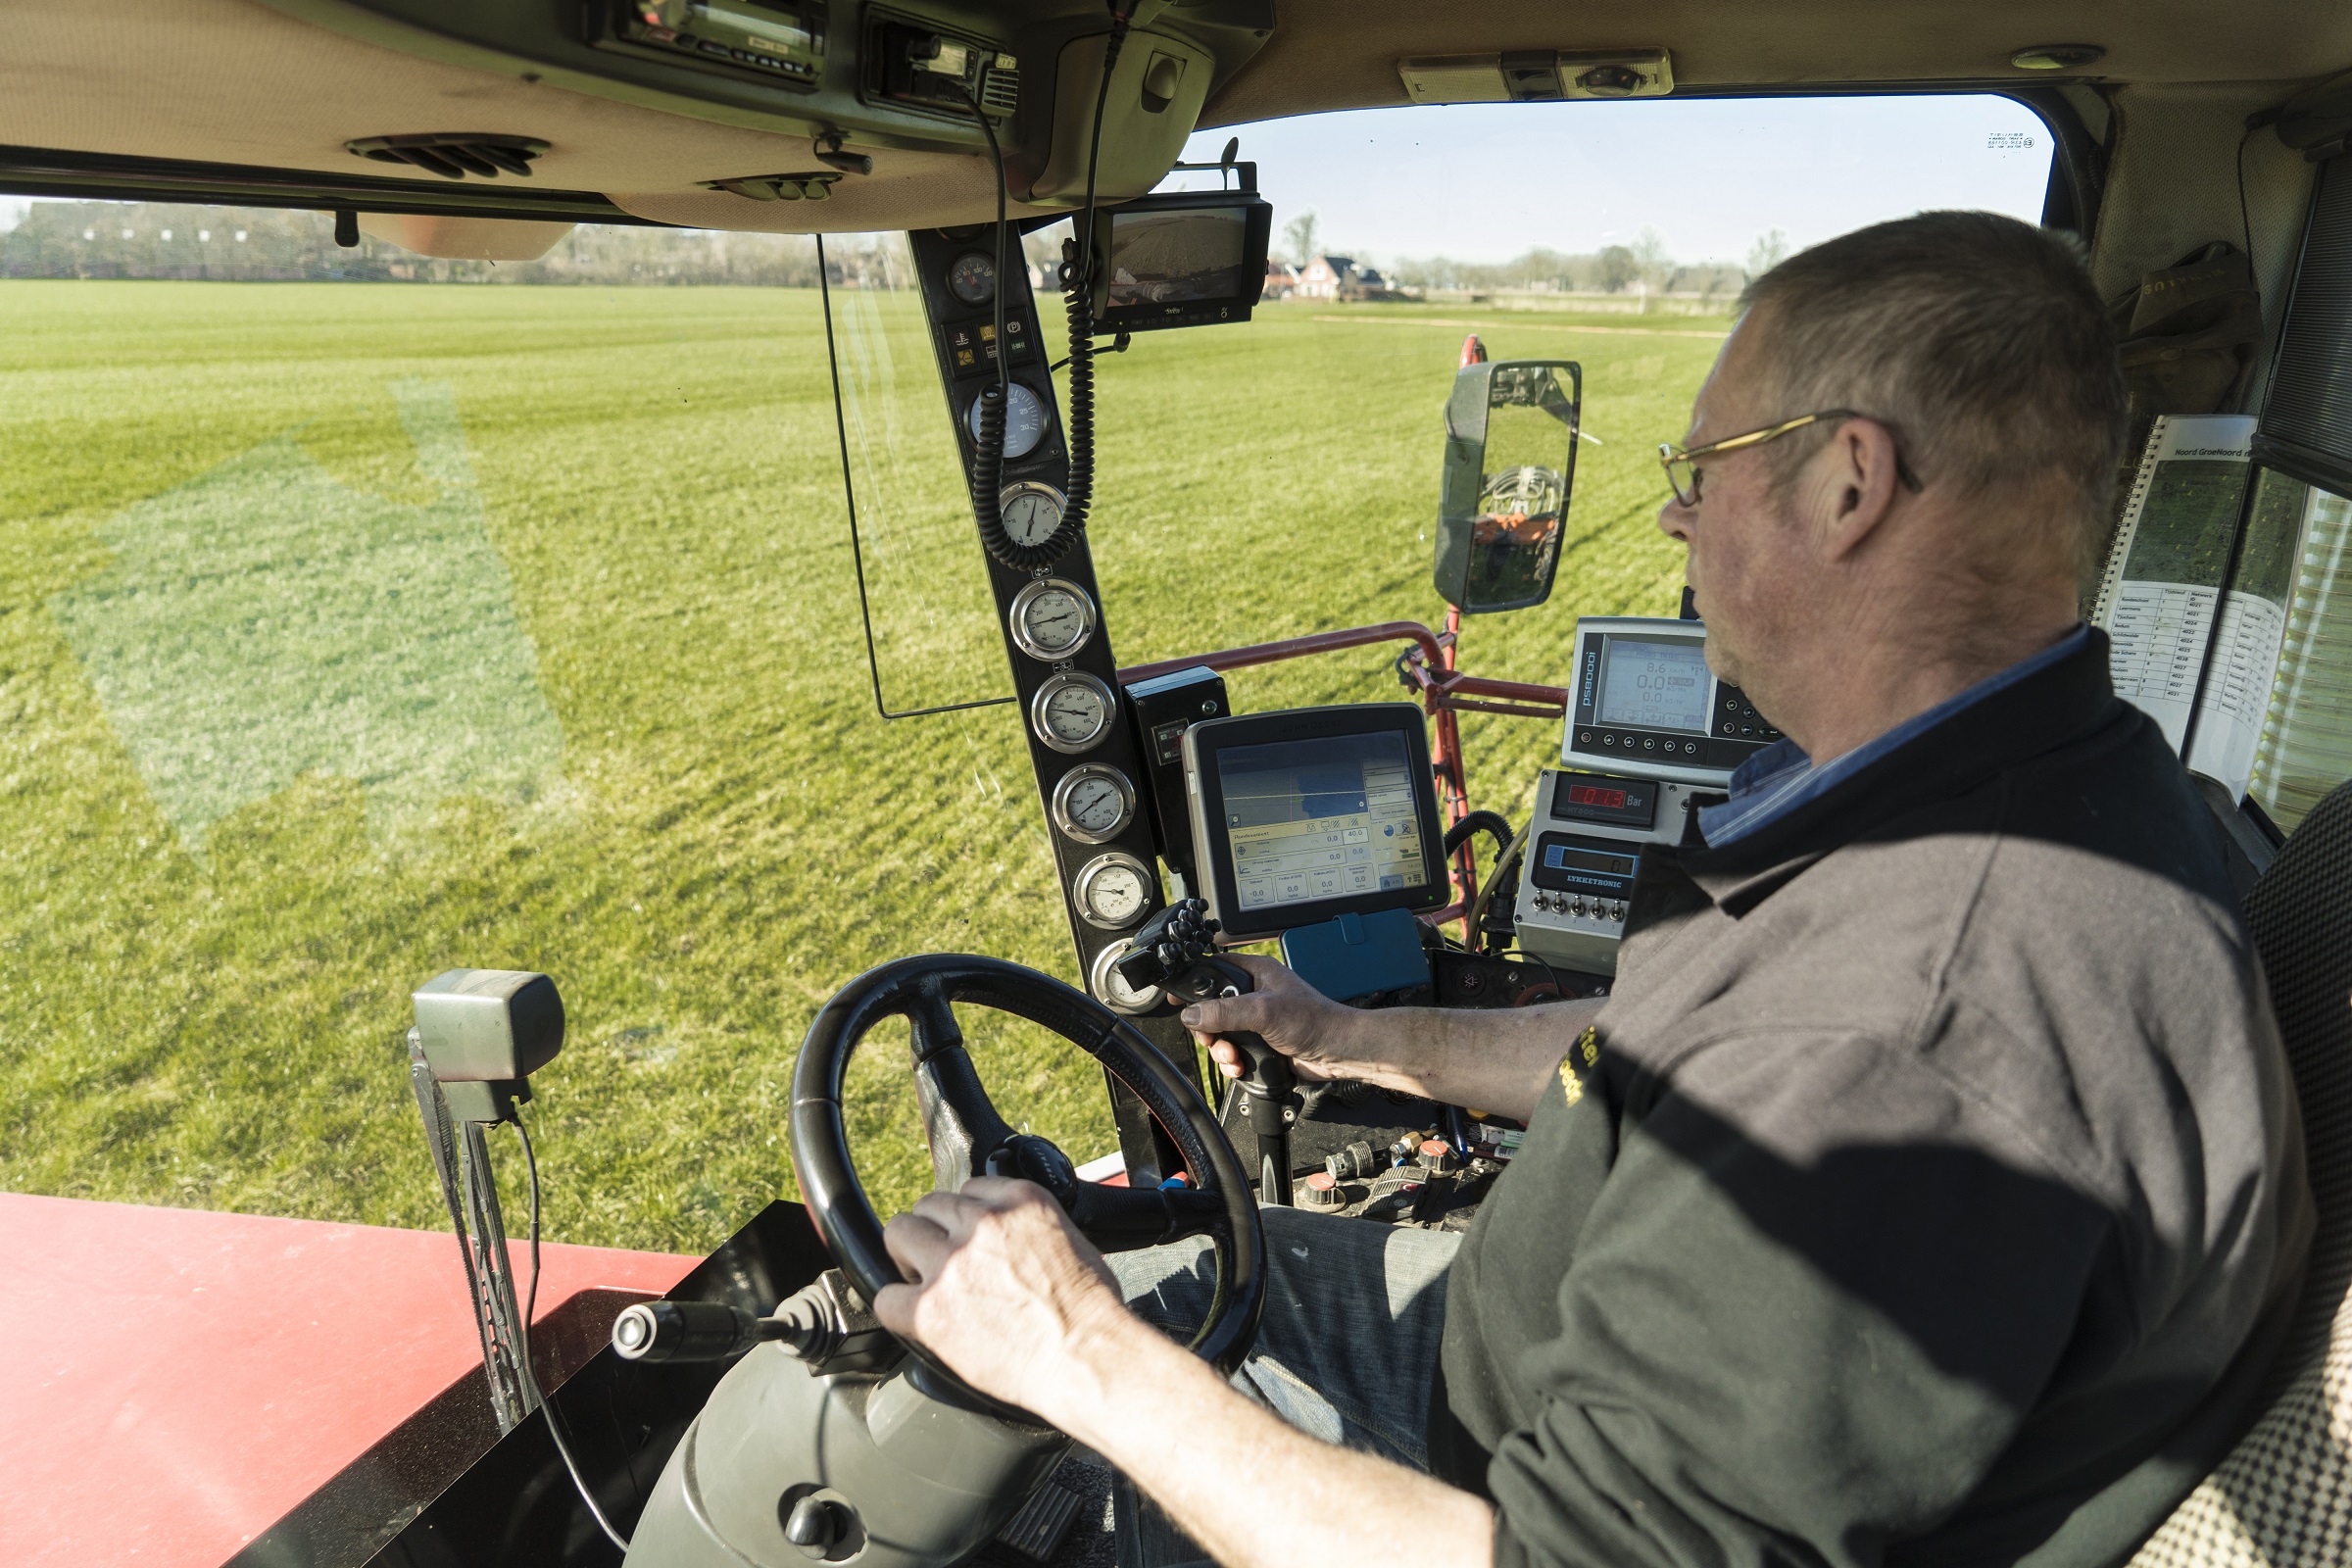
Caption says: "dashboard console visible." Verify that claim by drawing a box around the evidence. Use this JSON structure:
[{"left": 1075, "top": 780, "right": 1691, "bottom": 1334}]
[{"left": 1514, "top": 616, "right": 1785, "bottom": 976}]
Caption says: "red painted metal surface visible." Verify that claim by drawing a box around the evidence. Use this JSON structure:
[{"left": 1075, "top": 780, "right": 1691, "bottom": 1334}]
[{"left": 0, "top": 1193, "right": 695, "bottom": 1568}]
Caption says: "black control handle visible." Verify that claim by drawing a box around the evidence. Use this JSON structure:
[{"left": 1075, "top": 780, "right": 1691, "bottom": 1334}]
[{"left": 1112, "top": 903, "right": 1300, "bottom": 1206}]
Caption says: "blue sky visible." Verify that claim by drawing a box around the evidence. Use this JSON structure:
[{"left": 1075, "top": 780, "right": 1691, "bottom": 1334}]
[{"left": 1171, "top": 93, "right": 2054, "bottom": 268}]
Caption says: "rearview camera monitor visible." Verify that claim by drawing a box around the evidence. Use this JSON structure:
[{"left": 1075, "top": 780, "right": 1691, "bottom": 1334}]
[{"left": 1091, "top": 190, "right": 1271, "bottom": 333}]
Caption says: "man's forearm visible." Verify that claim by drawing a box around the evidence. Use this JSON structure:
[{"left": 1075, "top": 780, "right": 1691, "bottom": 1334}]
[
  {"left": 1330, "top": 995, "right": 1601, "bottom": 1122},
  {"left": 1044, "top": 1306, "right": 1492, "bottom": 1568}
]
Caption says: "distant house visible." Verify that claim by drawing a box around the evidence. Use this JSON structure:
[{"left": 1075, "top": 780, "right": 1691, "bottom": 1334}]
[
  {"left": 1298, "top": 253, "right": 1355, "bottom": 299},
  {"left": 1297, "top": 254, "right": 1403, "bottom": 302},
  {"left": 1263, "top": 259, "right": 1300, "bottom": 300}
]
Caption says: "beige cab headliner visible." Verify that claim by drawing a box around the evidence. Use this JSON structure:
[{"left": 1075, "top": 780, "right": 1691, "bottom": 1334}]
[{"left": 0, "top": 0, "right": 2345, "bottom": 235}]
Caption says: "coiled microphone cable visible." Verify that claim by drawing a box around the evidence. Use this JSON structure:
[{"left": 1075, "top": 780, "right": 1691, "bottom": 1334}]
[{"left": 956, "top": 4, "right": 1131, "bottom": 572}]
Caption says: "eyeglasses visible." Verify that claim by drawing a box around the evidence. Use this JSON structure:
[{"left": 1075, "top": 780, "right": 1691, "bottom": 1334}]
[{"left": 1657, "top": 409, "right": 1925, "bottom": 508}]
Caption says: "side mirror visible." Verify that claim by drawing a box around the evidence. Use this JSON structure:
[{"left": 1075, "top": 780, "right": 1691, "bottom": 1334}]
[{"left": 1433, "top": 360, "right": 1583, "bottom": 613}]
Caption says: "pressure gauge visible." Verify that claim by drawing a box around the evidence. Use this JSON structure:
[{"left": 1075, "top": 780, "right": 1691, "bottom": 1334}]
[
  {"left": 999, "top": 481, "right": 1066, "bottom": 549},
  {"left": 1031, "top": 671, "right": 1116, "bottom": 755},
  {"left": 966, "top": 381, "right": 1049, "bottom": 461},
  {"left": 947, "top": 251, "right": 996, "bottom": 306},
  {"left": 1073, "top": 852, "right": 1155, "bottom": 929},
  {"left": 1052, "top": 763, "right": 1135, "bottom": 844},
  {"left": 1091, "top": 944, "right": 1162, "bottom": 1015},
  {"left": 1009, "top": 577, "right": 1096, "bottom": 661}
]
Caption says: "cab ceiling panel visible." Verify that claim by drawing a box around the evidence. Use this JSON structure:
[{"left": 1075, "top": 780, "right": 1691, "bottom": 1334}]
[
  {"left": 1200, "top": 0, "right": 2352, "bottom": 125},
  {"left": 0, "top": 0, "right": 1271, "bottom": 232}
]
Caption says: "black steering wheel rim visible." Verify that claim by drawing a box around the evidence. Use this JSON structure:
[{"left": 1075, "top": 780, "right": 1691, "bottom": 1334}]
[{"left": 790, "top": 954, "right": 1266, "bottom": 1414}]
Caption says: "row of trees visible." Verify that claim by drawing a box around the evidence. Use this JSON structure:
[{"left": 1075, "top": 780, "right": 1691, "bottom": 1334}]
[
  {"left": 1275, "top": 207, "right": 1792, "bottom": 297},
  {"left": 0, "top": 202, "right": 897, "bottom": 285},
  {"left": 0, "top": 198, "right": 1801, "bottom": 298}
]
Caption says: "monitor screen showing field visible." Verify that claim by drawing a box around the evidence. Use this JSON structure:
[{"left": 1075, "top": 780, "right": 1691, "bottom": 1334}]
[
  {"left": 1596, "top": 637, "right": 1711, "bottom": 734},
  {"left": 1216, "top": 734, "right": 1429, "bottom": 913},
  {"left": 1106, "top": 208, "right": 1249, "bottom": 307}
]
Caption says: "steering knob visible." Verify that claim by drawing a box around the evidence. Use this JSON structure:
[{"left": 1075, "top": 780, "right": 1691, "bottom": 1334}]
[{"left": 983, "top": 1133, "right": 1079, "bottom": 1203}]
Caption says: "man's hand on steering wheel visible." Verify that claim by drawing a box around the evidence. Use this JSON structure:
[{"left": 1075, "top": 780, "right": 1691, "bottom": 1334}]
[{"left": 873, "top": 1176, "right": 1128, "bottom": 1420}]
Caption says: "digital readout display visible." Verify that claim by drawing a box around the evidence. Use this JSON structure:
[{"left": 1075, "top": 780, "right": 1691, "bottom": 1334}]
[
  {"left": 1549, "top": 772, "right": 1657, "bottom": 829},
  {"left": 1544, "top": 844, "right": 1637, "bottom": 877},
  {"left": 1596, "top": 637, "right": 1711, "bottom": 733}
]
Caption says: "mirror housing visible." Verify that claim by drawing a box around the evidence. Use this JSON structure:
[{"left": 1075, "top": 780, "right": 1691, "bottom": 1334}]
[{"left": 1433, "top": 360, "right": 1583, "bottom": 613}]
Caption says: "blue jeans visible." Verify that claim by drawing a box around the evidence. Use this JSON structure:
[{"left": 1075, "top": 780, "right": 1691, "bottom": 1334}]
[{"left": 1106, "top": 1206, "right": 1462, "bottom": 1568}]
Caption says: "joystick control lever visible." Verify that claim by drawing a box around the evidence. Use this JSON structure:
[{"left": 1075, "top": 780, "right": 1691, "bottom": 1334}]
[{"left": 1114, "top": 900, "right": 1300, "bottom": 1205}]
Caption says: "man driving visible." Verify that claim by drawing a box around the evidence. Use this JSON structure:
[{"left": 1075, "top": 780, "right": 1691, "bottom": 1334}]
[{"left": 870, "top": 212, "right": 2313, "bottom": 1568}]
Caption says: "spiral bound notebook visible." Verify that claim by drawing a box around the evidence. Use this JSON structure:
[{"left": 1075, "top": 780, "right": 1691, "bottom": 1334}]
[{"left": 2091, "top": 413, "right": 2277, "bottom": 797}]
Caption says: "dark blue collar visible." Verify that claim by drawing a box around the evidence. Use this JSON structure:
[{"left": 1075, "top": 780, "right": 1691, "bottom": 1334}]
[{"left": 1698, "top": 625, "right": 2092, "bottom": 848}]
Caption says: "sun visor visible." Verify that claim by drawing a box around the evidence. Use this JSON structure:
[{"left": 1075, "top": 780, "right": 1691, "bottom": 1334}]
[{"left": 356, "top": 214, "right": 574, "bottom": 259}]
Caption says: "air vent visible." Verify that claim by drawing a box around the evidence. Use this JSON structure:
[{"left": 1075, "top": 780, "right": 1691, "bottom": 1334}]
[
  {"left": 704, "top": 171, "right": 842, "bottom": 201},
  {"left": 345, "top": 134, "right": 550, "bottom": 181},
  {"left": 979, "top": 60, "right": 1020, "bottom": 116}
]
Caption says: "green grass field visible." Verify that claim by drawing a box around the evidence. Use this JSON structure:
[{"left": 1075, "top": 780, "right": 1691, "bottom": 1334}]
[{"left": 0, "top": 278, "right": 1729, "bottom": 1253}]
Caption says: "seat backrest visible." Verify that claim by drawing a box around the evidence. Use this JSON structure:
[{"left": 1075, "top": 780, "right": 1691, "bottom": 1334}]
[{"left": 2130, "top": 778, "right": 2352, "bottom": 1567}]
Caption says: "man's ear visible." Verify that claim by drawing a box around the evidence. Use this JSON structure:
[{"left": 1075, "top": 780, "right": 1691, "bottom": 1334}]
[{"left": 1811, "top": 416, "right": 1905, "bottom": 561}]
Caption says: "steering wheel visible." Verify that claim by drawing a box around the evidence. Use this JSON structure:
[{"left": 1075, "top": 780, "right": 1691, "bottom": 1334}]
[{"left": 790, "top": 954, "right": 1266, "bottom": 1416}]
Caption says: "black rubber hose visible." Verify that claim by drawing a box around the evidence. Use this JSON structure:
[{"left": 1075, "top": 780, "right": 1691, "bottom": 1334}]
[{"left": 1443, "top": 809, "right": 1517, "bottom": 860}]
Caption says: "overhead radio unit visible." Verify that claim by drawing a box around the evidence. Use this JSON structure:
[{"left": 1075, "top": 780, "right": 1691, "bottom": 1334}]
[
  {"left": 605, "top": 0, "right": 826, "bottom": 88},
  {"left": 1514, "top": 616, "right": 1786, "bottom": 976}
]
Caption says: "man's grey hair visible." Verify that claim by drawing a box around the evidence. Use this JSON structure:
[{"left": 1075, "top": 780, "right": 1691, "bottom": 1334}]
[{"left": 1740, "top": 212, "right": 2127, "bottom": 570}]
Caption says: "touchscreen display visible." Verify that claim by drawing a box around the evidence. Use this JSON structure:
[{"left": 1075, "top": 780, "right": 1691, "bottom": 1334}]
[
  {"left": 1217, "top": 733, "right": 1428, "bottom": 913},
  {"left": 1106, "top": 207, "right": 1249, "bottom": 308},
  {"left": 1596, "top": 637, "right": 1711, "bottom": 733}
]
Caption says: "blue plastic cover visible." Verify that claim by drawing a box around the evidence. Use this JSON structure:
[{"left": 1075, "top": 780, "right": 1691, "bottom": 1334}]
[{"left": 1278, "top": 906, "right": 1432, "bottom": 1003}]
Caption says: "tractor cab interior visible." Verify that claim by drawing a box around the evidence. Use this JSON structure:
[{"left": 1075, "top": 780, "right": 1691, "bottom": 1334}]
[{"left": 8, "top": 3, "right": 2352, "bottom": 1567}]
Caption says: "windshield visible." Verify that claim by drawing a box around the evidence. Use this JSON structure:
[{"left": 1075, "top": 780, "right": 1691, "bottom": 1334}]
[{"left": 0, "top": 93, "right": 2141, "bottom": 1249}]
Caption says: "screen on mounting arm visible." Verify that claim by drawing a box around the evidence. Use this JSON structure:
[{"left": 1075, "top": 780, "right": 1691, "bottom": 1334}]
[
  {"left": 1182, "top": 704, "right": 1446, "bottom": 939},
  {"left": 1092, "top": 190, "right": 1272, "bottom": 333}
]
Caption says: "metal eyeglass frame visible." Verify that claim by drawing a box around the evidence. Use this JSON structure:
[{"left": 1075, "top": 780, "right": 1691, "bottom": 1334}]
[{"left": 1658, "top": 409, "right": 1924, "bottom": 507}]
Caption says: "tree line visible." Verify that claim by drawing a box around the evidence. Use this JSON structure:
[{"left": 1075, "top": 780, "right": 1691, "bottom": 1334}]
[
  {"left": 0, "top": 202, "right": 888, "bottom": 286},
  {"left": 1277, "top": 208, "right": 1791, "bottom": 297}
]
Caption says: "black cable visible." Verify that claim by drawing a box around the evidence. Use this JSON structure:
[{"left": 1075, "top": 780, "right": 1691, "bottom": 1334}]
[
  {"left": 514, "top": 1114, "right": 632, "bottom": 1553},
  {"left": 1054, "top": 7, "right": 1134, "bottom": 560},
  {"left": 2236, "top": 121, "right": 2257, "bottom": 271},
  {"left": 1441, "top": 809, "right": 1516, "bottom": 860}
]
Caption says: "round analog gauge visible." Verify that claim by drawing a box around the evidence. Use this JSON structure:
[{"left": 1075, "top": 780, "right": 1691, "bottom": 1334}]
[
  {"left": 947, "top": 251, "right": 997, "bottom": 307},
  {"left": 1031, "top": 671, "right": 1116, "bottom": 755},
  {"left": 1073, "top": 852, "right": 1155, "bottom": 929},
  {"left": 1090, "top": 944, "right": 1162, "bottom": 1015},
  {"left": 1051, "top": 764, "right": 1135, "bottom": 845},
  {"left": 965, "top": 381, "right": 1049, "bottom": 461},
  {"left": 1009, "top": 577, "right": 1096, "bottom": 662},
  {"left": 999, "top": 481, "right": 1066, "bottom": 549}
]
